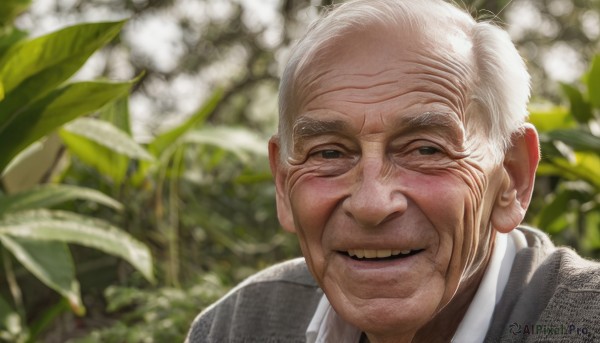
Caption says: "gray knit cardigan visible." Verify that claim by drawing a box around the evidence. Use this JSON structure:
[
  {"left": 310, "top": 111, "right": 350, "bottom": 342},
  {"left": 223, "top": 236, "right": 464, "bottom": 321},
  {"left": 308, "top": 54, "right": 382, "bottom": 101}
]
[{"left": 186, "top": 227, "right": 600, "bottom": 342}]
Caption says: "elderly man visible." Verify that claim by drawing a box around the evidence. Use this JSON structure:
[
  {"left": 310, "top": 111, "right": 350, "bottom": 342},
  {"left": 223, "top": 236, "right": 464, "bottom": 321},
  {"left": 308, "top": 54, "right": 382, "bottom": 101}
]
[{"left": 186, "top": 0, "right": 600, "bottom": 342}]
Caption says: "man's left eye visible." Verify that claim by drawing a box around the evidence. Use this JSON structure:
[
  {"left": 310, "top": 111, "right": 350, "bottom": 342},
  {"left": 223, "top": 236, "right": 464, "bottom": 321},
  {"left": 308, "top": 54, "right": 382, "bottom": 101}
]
[
  {"left": 320, "top": 150, "right": 342, "bottom": 159},
  {"left": 417, "top": 146, "right": 440, "bottom": 155}
]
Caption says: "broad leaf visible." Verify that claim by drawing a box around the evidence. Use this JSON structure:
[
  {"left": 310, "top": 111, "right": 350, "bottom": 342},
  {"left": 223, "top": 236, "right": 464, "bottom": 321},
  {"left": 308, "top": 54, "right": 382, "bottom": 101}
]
[
  {"left": 560, "top": 83, "right": 592, "bottom": 123},
  {"left": 59, "top": 129, "right": 130, "bottom": 185},
  {"left": 182, "top": 126, "right": 268, "bottom": 162},
  {"left": 0, "top": 79, "right": 136, "bottom": 171},
  {"left": 548, "top": 153, "right": 600, "bottom": 190},
  {"left": 0, "top": 20, "right": 125, "bottom": 95},
  {"left": 535, "top": 184, "right": 593, "bottom": 233},
  {"left": 0, "top": 294, "right": 23, "bottom": 341},
  {"left": 62, "top": 118, "right": 153, "bottom": 161},
  {"left": 0, "top": 210, "right": 154, "bottom": 283},
  {"left": 546, "top": 129, "right": 600, "bottom": 153},
  {"left": 99, "top": 94, "right": 132, "bottom": 134},
  {"left": 149, "top": 88, "right": 224, "bottom": 156},
  {"left": 0, "top": 236, "right": 83, "bottom": 315},
  {"left": 0, "top": 0, "right": 31, "bottom": 28},
  {"left": 0, "top": 184, "right": 122, "bottom": 216},
  {"left": 0, "top": 27, "right": 27, "bottom": 61},
  {"left": 528, "top": 105, "right": 574, "bottom": 133},
  {"left": 588, "top": 55, "right": 600, "bottom": 109}
]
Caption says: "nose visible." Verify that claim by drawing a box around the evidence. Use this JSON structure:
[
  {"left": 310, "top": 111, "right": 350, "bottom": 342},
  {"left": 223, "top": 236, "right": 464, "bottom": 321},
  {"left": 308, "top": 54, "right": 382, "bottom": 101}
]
[{"left": 342, "top": 157, "right": 408, "bottom": 228}]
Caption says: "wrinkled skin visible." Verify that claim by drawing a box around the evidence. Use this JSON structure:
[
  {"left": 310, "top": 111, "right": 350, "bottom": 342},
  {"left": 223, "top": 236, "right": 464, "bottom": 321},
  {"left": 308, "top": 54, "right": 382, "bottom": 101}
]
[{"left": 269, "top": 23, "right": 539, "bottom": 343}]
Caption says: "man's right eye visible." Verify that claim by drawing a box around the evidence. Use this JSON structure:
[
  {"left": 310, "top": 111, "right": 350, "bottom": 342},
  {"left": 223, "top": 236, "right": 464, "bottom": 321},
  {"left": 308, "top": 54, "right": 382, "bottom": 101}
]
[{"left": 319, "top": 150, "right": 342, "bottom": 159}]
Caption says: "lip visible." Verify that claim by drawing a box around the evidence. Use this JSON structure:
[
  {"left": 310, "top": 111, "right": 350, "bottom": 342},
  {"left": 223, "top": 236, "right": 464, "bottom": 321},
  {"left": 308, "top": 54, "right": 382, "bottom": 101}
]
[{"left": 336, "top": 248, "right": 425, "bottom": 271}]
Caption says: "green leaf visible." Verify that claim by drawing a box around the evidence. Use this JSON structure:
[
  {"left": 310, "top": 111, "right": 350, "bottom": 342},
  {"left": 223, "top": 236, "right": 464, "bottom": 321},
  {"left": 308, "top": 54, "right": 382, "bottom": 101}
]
[
  {"left": 0, "top": 293, "right": 23, "bottom": 340},
  {"left": 99, "top": 95, "right": 132, "bottom": 134},
  {"left": 0, "top": 209, "right": 154, "bottom": 283},
  {"left": 536, "top": 184, "right": 593, "bottom": 233},
  {"left": 0, "top": 0, "right": 31, "bottom": 27},
  {"left": 0, "top": 20, "right": 125, "bottom": 95},
  {"left": 528, "top": 105, "right": 575, "bottom": 133},
  {"left": 0, "top": 236, "right": 84, "bottom": 315},
  {"left": 0, "top": 79, "right": 136, "bottom": 172},
  {"left": 59, "top": 129, "right": 129, "bottom": 185},
  {"left": 181, "top": 126, "right": 268, "bottom": 162},
  {"left": 583, "top": 210, "right": 600, "bottom": 251},
  {"left": 149, "top": 88, "right": 224, "bottom": 157},
  {"left": 0, "top": 184, "right": 122, "bottom": 216},
  {"left": 546, "top": 129, "right": 600, "bottom": 153},
  {"left": 588, "top": 55, "right": 600, "bottom": 109},
  {"left": 547, "top": 153, "right": 600, "bottom": 190},
  {"left": 62, "top": 118, "right": 154, "bottom": 161},
  {"left": 0, "top": 27, "right": 27, "bottom": 61},
  {"left": 560, "top": 83, "right": 592, "bottom": 123}
]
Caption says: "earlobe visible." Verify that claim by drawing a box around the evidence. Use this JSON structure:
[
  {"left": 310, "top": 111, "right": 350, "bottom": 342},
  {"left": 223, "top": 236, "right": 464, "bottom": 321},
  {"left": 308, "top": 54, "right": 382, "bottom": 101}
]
[
  {"left": 491, "top": 125, "right": 540, "bottom": 233},
  {"left": 268, "top": 136, "right": 296, "bottom": 233}
]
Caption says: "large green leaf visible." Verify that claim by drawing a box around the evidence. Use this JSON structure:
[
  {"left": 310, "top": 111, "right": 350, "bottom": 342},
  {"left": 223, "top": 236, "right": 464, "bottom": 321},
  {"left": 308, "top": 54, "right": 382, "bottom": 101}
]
[
  {"left": 60, "top": 96, "right": 135, "bottom": 186},
  {"left": 560, "top": 83, "right": 592, "bottom": 123},
  {"left": 99, "top": 95, "right": 132, "bottom": 134},
  {"left": 59, "top": 129, "right": 130, "bottom": 185},
  {"left": 149, "top": 88, "right": 224, "bottom": 157},
  {"left": 0, "top": 294, "right": 21, "bottom": 339},
  {"left": 547, "top": 153, "right": 600, "bottom": 190},
  {"left": 0, "top": 210, "right": 154, "bottom": 283},
  {"left": 62, "top": 118, "right": 154, "bottom": 161},
  {"left": 535, "top": 183, "right": 593, "bottom": 233},
  {"left": 588, "top": 55, "right": 600, "bottom": 109},
  {"left": 0, "top": 27, "right": 27, "bottom": 61},
  {"left": 0, "top": 79, "right": 135, "bottom": 171},
  {"left": 0, "top": 236, "right": 83, "bottom": 315},
  {"left": 0, "top": 0, "right": 31, "bottom": 28},
  {"left": 0, "top": 184, "right": 122, "bottom": 216},
  {"left": 528, "top": 105, "right": 574, "bottom": 133},
  {"left": 0, "top": 20, "right": 125, "bottom": 95},
  {"left": 546, "top": 129, "right": 600, "bottom": 153},
  {"left": 181, "top": 126, "right": 268, "bottom": 162}
]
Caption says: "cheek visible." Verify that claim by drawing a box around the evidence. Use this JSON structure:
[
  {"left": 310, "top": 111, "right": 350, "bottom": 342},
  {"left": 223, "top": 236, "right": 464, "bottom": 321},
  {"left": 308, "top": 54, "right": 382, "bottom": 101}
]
[
  {"left": 409, "top": 162, "right": 489, "bottom": 294},
  {"left": 286, "top": 167, "right": 352, "bottom": 278}
]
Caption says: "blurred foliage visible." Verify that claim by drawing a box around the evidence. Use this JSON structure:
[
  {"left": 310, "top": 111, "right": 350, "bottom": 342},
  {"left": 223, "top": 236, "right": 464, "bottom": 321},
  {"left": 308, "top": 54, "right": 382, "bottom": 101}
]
[
  {"left": 0, "top": 7, "right": 154, "bottom": 343},
  {"left": 528, "top": 55, "right": 600, "bottom": 258},
  {"left": 0, "top": 0, "right": 597, "bottom": 342}
]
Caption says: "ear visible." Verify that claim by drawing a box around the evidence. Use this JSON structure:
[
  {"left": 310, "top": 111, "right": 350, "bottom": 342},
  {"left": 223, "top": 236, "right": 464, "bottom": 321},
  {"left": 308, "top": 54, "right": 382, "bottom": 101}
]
[
  {"left": 491, "top": 124, "right": 540, "bottom": 233},
  {"left": 268, "top": 136, "right": 296, "bottom": 233}
]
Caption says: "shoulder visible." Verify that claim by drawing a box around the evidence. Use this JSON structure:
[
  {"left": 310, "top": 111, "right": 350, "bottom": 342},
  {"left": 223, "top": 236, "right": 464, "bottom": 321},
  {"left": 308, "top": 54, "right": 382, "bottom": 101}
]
[
  {"left": 488, "top": 228, "right": 600, "bottom": 341},
  {"left": 527, "top": 248, "right": 600, "bottom": 341},
  {"left": 185, "top": 258, "right": 322, "bottom": 343}
]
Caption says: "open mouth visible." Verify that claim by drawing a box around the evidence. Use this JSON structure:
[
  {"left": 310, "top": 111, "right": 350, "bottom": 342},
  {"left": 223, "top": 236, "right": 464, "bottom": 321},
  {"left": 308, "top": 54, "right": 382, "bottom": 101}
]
[{"left": 341, "top": 249, "right": 424, "bottom": 261}]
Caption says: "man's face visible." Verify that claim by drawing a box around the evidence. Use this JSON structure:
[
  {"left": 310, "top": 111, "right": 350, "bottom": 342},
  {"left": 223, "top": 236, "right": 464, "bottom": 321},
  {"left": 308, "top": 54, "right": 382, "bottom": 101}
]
[{"left": 272, "top": 25, "right": 509, "bottom": 338}]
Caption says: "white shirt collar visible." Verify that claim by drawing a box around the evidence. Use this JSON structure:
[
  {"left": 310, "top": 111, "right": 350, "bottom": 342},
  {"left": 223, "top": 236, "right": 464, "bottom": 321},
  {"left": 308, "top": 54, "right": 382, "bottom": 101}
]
[{"left": 306, "top": 230, "right": 527, "bottom": 343}]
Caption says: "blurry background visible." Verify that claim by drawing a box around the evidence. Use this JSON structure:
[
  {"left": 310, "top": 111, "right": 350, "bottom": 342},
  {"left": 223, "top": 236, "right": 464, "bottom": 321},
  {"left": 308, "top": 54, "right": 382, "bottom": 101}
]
[{"left": 0, "top": 0, "right": 598, "bottom": 342}]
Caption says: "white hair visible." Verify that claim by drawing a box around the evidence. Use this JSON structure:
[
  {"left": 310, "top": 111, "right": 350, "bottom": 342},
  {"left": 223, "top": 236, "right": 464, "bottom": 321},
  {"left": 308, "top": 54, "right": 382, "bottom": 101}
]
[{"left": 277, "top": 0, "right": 530, "bottom": 162}]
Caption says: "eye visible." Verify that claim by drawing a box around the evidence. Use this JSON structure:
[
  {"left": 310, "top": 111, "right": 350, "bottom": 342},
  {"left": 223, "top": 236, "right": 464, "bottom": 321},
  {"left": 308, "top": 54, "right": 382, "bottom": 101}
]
[
  {"left": 417, "top": 146, "right": 440, "bottom": 155},
  {"left": 319, "top": 150, "right": 343, "bottom": 159}
]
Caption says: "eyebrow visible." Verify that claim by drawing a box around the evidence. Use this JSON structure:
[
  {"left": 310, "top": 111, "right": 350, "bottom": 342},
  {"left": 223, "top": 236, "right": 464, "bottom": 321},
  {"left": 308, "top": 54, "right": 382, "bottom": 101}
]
[
  {"left": 291, "top": 111, "right": 463, "bottom": 142},
  {"left": 398, "top": 111, "right": 464, "bottom": 142},
  {"left": 292, "top": 116, "right": 351, "bottom": 140}
]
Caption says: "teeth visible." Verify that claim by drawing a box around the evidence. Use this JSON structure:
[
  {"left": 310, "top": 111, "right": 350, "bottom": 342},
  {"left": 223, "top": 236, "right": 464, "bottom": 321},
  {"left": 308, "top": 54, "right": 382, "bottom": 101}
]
[
  {"left": 377, "top": 249, "right": 392, "bottom": 258},
  {"left": 347, "top": 249, "right": 414, "bottom": 259}
]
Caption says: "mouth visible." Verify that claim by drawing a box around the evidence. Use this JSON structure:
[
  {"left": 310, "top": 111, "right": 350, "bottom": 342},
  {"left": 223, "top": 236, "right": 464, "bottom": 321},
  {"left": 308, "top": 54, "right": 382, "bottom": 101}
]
[{"left": 341, "top": 249, "right": 424, "bottom": 262}]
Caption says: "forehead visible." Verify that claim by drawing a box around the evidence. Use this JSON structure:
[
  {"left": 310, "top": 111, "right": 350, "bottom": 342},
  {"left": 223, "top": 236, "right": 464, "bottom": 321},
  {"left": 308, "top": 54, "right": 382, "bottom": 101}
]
[{"left": 290, "top": 21, "right": 475, "bottom": 135}]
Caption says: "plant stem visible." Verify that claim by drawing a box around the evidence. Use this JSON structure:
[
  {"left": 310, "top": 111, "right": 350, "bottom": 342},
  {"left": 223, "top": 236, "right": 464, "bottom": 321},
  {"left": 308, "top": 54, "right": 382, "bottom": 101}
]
[{"left": 1, "top": 245, "right": 26, "bottom": 319}]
